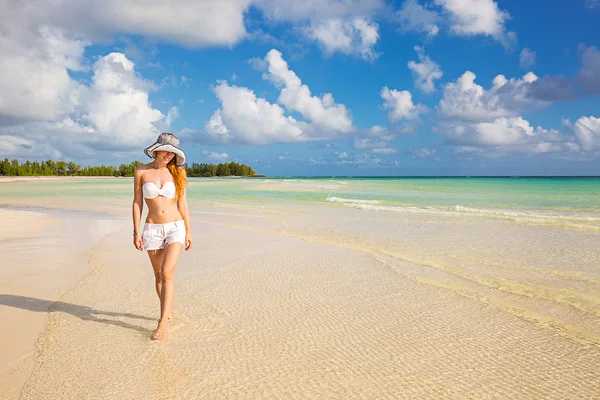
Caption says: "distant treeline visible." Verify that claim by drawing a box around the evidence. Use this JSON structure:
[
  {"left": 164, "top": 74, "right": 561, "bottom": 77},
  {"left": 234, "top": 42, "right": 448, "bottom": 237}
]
[{"left": 0, "top": 158, "right": 257, "bottom": 177}]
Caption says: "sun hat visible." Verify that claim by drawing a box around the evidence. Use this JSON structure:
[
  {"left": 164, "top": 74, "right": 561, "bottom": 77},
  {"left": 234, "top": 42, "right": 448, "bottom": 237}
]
[{"left": 144, "top": 133, "right": 186, "bottom": 166}]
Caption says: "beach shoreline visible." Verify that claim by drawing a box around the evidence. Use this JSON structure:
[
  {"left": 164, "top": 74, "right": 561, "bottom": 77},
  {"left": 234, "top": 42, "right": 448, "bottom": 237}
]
[{"left": 1, "top": 179, "right": 599, "bottom": 398}]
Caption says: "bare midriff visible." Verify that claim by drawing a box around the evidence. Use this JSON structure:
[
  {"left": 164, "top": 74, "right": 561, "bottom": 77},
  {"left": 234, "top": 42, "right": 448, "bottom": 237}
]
[{"left": 144, "top": 197, "right": 183, "bottom": 224}]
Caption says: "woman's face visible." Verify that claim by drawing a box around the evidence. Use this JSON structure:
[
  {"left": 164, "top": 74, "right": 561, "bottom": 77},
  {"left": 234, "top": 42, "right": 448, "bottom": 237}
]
[{"left": 155, "top": 151, "right": 175, "bottom": 164}]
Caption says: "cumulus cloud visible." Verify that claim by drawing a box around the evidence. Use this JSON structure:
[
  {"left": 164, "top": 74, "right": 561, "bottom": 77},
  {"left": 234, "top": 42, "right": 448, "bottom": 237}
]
[
  {"left": 205, "top": 49, "right": 355, "bottom": 145},
  {"left": 439, "top": 116, "right": 575, "bottom": 155},
  {"left": 0, "top": 52, "right": 169, "bottom": 160},
  {"left": 528, "top": 46, "right": 600, "bottom": 101},
  {"left": 408, "top": 46, "right": 443, "bottom": 93},
  {"left": 434, "top": 67, "right": 588, "bottom": 156},
  {"left": 438, "top": 70, "right": 546, "bottom": 122},
  {"left": 395, "top": 0, "right": 515, "bottom": 47},
  {"left": 205, "top": 82, "right": 305, "bottom": 145},
  {"left": 307, "top": 17, "right": 379, "bottom": 61},
  {"left": 263, "top": 49, "right": 353, "bottom": 133},
  {"left": 17, "top": 0, "right": 252, "bottom": 47},
  {"left": 381, "top": 87, "right": 427, "bottom": 122},
  {"left": 77, "top": 53, "right": 165, "bottom": 146},
  {"left": 0, "top": 0, "right": 257, "bottom": 159},
  {"left": 0, "top": 25, "right": 87, "bottom": 123},
  {"left": 520, "top": 48, "right": 536, "bottom": 69},
  {"left": 435, "top": 0, "right": 517, "bottom": 48},
  {"left": 0, "top": 134, "right": 63, "bottom": 160},
  {"left": 395, "top": 0, "right": 440, "bottom": 37},
  {"left": 573, "top": 116, "right": 600, "bottom": 151}
]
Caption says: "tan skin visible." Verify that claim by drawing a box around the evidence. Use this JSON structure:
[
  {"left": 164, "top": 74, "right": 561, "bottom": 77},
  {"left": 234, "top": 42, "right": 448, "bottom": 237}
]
[{"left": 132, "top": 150, "right": 193, "bottom": 338}]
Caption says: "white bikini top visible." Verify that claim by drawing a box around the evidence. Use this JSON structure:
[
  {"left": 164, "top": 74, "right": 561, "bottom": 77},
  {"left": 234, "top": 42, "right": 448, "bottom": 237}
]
[{"left": 142, "top": 181, "right": 176, "bottom": 199}]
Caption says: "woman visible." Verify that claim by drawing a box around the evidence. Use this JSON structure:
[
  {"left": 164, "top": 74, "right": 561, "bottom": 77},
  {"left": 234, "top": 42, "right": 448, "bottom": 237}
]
[{"left": 132, "top": 133, "right": 193, "bottom": 340}]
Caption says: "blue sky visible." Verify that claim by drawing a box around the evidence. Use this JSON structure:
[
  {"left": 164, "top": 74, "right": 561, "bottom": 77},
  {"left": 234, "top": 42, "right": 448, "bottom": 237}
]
[{"left": 1, "top": 0, "right": 599, "bottom": 175}]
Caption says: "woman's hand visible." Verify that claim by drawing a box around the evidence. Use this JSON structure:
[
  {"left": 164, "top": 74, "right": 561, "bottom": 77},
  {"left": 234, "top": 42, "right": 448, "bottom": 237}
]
[
  {"left": 185, "top": 233, "right": 193, "bottom": 251},
  {"left": 134, "top": 234, "right": 143, "bottom": 251}
]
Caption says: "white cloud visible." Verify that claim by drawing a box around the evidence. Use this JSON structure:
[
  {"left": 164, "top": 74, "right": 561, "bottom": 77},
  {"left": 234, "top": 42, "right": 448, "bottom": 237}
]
[
  {"left": 202, "top": 150, "right": 229, "bottom": 161},
  {"left": 520, "top": 48, "right": 536, "bottom": 69},
  {"left": 395, "top": 0, "right": 515, "bottom": 47},
  {"left": 78, "top": 53, "right": 165, "bottom": 146},
  {"left": 205, "top": 82, "right": 305, "bottom": 145},
  {"left": 586, "top": 0, "right": 599, "bottom": 8},
  {"left": 0, "top": 52, "right": 170, "bottom": 160},
  {"left": 472, "top": 117, "right": 535, "bottom": 146},
  {"left": 165, "top": 107, "right": 180, "bottom": 127},
  {"left": 381, "top": 87, "right": 426, "bottom": 122},
  {"left": 573, "top": 116, "right": 600, "bottom": 151},
  {"left": 0, "top": 134, "right": 63, "bottom": 160},
  {"left": 441, "top": 116, "right": 572, "bottom": 155},
  {"left": 438, "top": 70, "right": 545, "bottom": 122},
  {"left": 263, "top": 49, "right": 353, "bottom": 133},
  {"left": 0, "top": 25, "right": 87, "bottom": 123},
  {"left": 205, "top": 50, "right": 356, "bottom": 145},
  {"left": 42, "top": 0, "right": 251, "bottom": 47},
  {"left": 408, "top": 46, "right": 443, "bottom": 93},
  {"left": 395, "top": 0, "right": 440, "bottom": 37},
  {"left": 307, "top": 17, "right": 379, "bottom": 61},
  {"left": 434, "top": 0, "right": 516, "bottom": 48}
]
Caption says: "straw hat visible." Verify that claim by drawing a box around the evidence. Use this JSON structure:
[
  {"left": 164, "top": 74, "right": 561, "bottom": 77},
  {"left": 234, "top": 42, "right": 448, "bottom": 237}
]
[{"left": 144, "top": 133, "right": 186, "bottom": 166}]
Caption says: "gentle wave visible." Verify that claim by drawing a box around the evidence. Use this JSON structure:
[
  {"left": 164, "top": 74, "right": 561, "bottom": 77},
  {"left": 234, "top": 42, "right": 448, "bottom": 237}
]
[
  {"left": 326, "top": 196, "right": 382, "bottom": 205},
  {"left": 326, "top": 198, "right": 600, "bottom": 229}
]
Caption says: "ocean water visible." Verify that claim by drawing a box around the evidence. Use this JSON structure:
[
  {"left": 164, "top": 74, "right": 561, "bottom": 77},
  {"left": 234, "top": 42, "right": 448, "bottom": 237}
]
[
  {"left": 3, "top": 176, "right": 599, "bottom": 211},
  {"left": 192, "top": 177, "right": 600, "bottom": 229}
]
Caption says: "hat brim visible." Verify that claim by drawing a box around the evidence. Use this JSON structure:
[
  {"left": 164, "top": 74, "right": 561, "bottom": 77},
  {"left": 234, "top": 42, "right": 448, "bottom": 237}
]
[{"left": 144, "top": 143, "right": 186, "bottom": 166}]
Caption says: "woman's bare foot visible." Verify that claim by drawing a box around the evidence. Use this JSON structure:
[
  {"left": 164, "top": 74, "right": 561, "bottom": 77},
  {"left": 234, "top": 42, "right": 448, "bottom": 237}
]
[{"left": 151, "top": 319, "right": 170, "bottom": 340}]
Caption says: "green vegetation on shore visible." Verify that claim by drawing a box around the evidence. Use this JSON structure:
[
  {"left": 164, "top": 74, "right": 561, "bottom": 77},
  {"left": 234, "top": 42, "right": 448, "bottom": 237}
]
[{"left": 0, "top": 158, "right": 258, "bottom": 177}]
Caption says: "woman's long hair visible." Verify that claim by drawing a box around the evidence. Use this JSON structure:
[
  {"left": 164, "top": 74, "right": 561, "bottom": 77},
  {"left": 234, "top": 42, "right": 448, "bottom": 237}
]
[{"left": 167, "top": 157, "right": 187, "bottom": 202}]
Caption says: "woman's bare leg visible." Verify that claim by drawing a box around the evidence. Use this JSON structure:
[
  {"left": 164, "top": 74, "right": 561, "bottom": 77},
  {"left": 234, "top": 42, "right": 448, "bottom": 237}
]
[
  {"left": 147, "top": 249, "right": 168, "bottom": 318},
  {"left": 159, "top": 242, "right": 184, "bottom": 323}
]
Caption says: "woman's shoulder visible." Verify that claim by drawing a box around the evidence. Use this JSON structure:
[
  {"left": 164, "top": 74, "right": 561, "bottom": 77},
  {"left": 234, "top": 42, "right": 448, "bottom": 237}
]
[
  {"left": 134, "top": 163, "right": 154, "bottom": 181},
  {"left": 135, "top": 163, "right": 154, "bottom": 173}
]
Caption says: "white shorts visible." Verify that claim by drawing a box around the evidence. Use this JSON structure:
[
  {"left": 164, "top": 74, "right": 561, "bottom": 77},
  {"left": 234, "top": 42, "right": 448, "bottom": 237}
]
[{"left": 142, "top": 220, "right": 186, "bottom": 251}]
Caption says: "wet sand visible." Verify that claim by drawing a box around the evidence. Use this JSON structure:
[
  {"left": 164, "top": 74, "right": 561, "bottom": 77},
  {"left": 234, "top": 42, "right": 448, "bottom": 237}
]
[{"left": 0, "top": 209, "right": 123, "bottom": 399}]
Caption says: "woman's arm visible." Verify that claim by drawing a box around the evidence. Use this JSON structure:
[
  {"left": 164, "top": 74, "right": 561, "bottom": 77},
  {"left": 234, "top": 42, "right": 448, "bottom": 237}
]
[
  {"left": 178, "top": 185, "right": 193, "bottom": 251},
  {"left": 132, "top": 167, "right": 144, "bottom": 251}
]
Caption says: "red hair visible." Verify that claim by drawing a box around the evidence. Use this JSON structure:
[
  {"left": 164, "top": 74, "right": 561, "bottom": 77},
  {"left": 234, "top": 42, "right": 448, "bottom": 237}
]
[{"left": 167, "top": 158, "right": 187, "bottom": 201}]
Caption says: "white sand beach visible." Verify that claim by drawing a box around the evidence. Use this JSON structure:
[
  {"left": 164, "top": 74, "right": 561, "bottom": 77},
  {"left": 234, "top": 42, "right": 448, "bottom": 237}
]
[{"left": 1, "top": 178, "right": 599, "bottom": 399}]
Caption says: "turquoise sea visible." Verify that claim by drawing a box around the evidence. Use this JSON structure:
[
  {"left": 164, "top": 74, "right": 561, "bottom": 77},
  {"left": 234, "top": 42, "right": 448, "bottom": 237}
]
[{"left": 3, "top": 176, "right": 598, "bottom": 229}]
